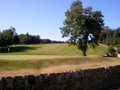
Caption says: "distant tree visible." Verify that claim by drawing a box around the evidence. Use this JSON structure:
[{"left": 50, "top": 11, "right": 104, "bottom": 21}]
[
  {"left": 99, "top": 26, "right": 111, "bottom": 44},
  {"left": 41, "top": 39, "right": 51, "bottom": 44},
  {"left": 99, "top": 29, "right": 107, "bottom": 43},
  {"left": 100, "top": 26, "right": 120, "bottom": 45},
  {"left": 60, "top": 0, "right": 104, "bottom": 56},
  {"left": 31, "top": 35, "right": 40, "bottom": 44},
  {"left": 19, "top": 33, "right": 41, "bottom": 44},
  {"left": 10, "top": 26, "right": 20, "bottom": 44},
  {"left": 0, "top": 29, "right": 13, "bottom": 47},
  {"left": 0, "top": 26, "right": 20, "bottom": 48},
  {"left": 0, "top": 31, "right": 3, "bottom": 47},
  {"left": 19, "top": 33, "right": 30, "bottom": 44},
  {"left": 51, "top": 40, "right": 64, "bottom": 43},
  {"left": 13, "top": 35, "right": 20, "bottom": 44},
  {"left": 113, "top": 28, "right": 120, "bottom": 45}
]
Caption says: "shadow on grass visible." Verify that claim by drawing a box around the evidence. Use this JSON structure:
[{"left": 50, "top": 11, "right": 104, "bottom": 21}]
[{"left": 0, "top": 46, "right": 37, "bottom": 53}]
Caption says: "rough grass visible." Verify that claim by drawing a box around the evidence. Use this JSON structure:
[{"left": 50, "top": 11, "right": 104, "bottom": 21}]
[
  {"left": 0, "top": 43, "right": 118, "bottom": 76},
  {"left": 0, "top": 55, "right": 120, "bottom": 76}
]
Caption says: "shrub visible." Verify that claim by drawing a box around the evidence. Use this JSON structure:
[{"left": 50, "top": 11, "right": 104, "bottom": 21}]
[
  {"left": 107, "top": 47, "right": 116, "bottom": 53},
  {"left": 105, "top": 47, "right": 117, "bottom": 57}
]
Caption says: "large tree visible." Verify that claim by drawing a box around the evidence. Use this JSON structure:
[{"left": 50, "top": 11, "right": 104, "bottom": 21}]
[
  {"left": 0, "top": 29, "right": 13, "bottom": 47},
  {"left": 60, "top": 0, "right": 104, "bottom": 56},
  {"left": 0, "top": 27, "right": 19, "bottom": 48}
]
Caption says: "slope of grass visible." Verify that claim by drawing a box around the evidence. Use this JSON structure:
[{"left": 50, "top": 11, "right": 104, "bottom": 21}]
[
  {"left": 0, "top": 56, "right": 119, "bottom": 77},
  {"left": 0, "top": 44, "right": 107, "bottom": 56},
  {"left": 0, "top": 44, "right": 119, "bottom": 76}
]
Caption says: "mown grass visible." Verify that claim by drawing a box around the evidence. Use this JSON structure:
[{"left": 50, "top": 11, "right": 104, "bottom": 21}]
[
  {"left": 0, "top": 55, "right": 68, "bottom": 60},
  {"left": 0, "top": 44, "right": 107, "bottom": 56}
]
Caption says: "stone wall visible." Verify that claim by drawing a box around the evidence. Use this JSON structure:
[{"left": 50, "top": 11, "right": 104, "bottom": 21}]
[{"left": 0, "top": 65, "right": 120, "bottom": 90}]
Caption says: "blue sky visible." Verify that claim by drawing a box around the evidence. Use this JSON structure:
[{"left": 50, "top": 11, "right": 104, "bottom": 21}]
[{"left": 0, "top": 0, "right": 120, "bottom": 41}]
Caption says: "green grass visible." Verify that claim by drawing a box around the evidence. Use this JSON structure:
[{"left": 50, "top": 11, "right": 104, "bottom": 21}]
[
  {"left": 0, "top": 56, "right": 119, "bottom": 71},
  {"left": 0, "top": 44, "right": 107, "bottom": 56},
  {"left": 0, "top": 44, "right": 108, "bottom": 70},
  {"left": 0, "top": 55, "right": 68, "bottom": 60},
  {"left": 0, "top": 43, "right": 118, "bottom": 76}
]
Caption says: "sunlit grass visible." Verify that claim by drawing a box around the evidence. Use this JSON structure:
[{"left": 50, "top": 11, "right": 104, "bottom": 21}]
[
  {"left": 0, "top": 43, "right": 118, "bottom": 76},
  {"left": 0, "top": 44, "right": 107, "bottom": 56},
  {"left": 0, "top": 56, "right": 119, "bottom": 71}
]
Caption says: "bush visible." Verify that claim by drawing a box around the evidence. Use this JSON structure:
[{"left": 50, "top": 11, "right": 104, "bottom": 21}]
[
  {"left": 105, "top": 47, "right": 117, "bottom": 57},
  {"left": 107, "top": 47, "right": 116, "bottom": 53}
]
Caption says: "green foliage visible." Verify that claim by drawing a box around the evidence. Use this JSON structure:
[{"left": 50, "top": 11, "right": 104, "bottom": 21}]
[
  {"left": 18, "top": 33, "right": 64, "bottom": 44},
  {"left": 19, "top": 33, "right": 32, "bottom": 44},
  {"left": 41, "top": 39, "right": 51, "bottom": 44},
  {"left": 107, "top": 47, "right": 116, "bottom": 54},
  {"left": 19, "top": 33, "right": 41, "bottom": 44},
  {"left": 100, "top": 26, "right": 120, "bottom": 45},
  {"left": 60, "top": 0, "right": 104, "bottom": 56},
  {"left": 105, "top": 46, "right": 117, "bottom": 57},
  {"left": 0, "top": 29, "right": 13, "bottom": 47},
  {"left": 13, "top": 35, "right": 20, "bottom": 44},
  {"left": 0, "top": 26, "right": 20, "bottom": 48}
]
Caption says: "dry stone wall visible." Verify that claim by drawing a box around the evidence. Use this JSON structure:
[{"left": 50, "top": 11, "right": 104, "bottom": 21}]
[{"left": 0, "top": 65, "right": 120, "bottom": 90}]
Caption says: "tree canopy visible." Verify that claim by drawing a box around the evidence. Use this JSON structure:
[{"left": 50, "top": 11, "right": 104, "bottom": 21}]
[
  {"left": 60, "top": 0, "right": 104, "bottom": 56},
  {"left": 0, "top": 26, "right": 64, "bottom": 50},
  {"left": 99, "top": 26, "right": 120, "bottom": 45},
  {"left": 0, "top": 27, "right": 18, "bottom": 48}
]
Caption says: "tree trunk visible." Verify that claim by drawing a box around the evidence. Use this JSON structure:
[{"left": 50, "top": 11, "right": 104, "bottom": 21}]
[
  {"left": 81, "top": 46, "right": 87, "bottom": 56},
  {"left": 81, "top": 34, "right": 88, "bottom": 56}
]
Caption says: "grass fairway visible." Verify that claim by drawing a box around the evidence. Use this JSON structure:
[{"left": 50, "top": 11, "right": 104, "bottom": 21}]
[
  {"left": 0, "top": 55, "right": 68, "bottom": 60},
  {"left": 0, "top": 44, "right": 119, "bottom": 76},
  {"left": 1, "top": 44, "right": 107, "bottom": 56}
]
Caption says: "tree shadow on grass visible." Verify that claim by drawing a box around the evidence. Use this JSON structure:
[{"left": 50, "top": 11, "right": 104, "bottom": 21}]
[{"left": 0, "top": 46, "right": 37, "bottom": 53}]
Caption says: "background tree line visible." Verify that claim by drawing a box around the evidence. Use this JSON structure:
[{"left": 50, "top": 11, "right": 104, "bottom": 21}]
[
  {"left": 0, "top": 25, "right": 120, "bottom": 50},
  {"left": 19, "top": 33, "right": 64, "bottom": 44},
  {"left": 0, "top": 27, "right": 64, "bottom": 48},
  {"left": 99, "top": 26, "right": 120, "bottom": 46}
]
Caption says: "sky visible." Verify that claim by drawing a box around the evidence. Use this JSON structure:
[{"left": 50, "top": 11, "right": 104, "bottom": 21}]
[{"left": 0, "top": 0, "right": 120, "bottom": 41}]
